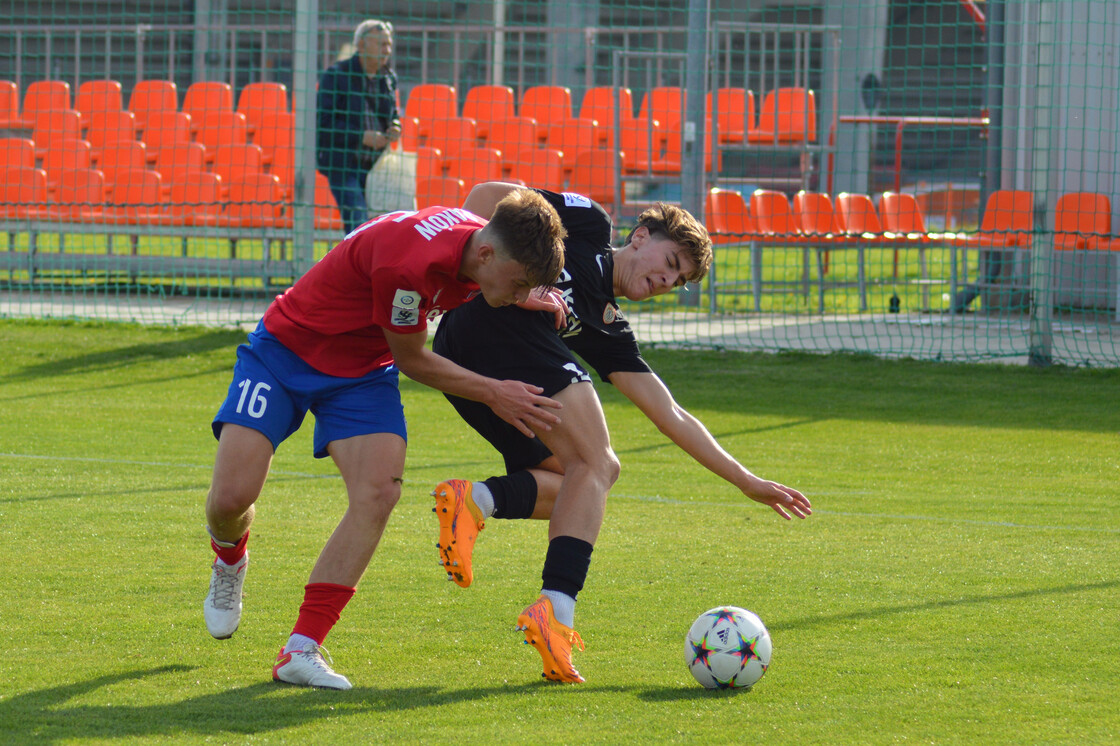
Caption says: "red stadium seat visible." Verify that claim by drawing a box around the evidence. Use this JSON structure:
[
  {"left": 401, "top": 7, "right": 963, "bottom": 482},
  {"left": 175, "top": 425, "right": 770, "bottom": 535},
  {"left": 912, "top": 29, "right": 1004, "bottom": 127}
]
[
  {"left": 462, "top": 84, "right": 515, "bottom": 141},
  {"left": 0, "top": 80, "right": 20, "bottom": 129},
  {"left": 168, "top": 171, "right": 224, "bottom": 226},
  {"left": 128, "top": 80, "right": 178, "bottom": 132},
  {"left": 182, "top": 81, "right": 234, "bottom": 134},
  {"left": 42, "top": 138, "right": 92, "bottom": 194},
  {"left": 75, "top": 80, "right": 123, "bottom": 128},
  {"left": 0, "top": 166, "right": 48, "bottom": 217},
  {"left": 0, "top": 137, "right": 36, "bottom": 169},
  {"left": 237, "top": 81, "right": 289, "bottom": 135},
  {"left": 140, "top": 111, "right": 191, "bottom": 164},
  {"left": 519, "top": 85, "right": 573, "bottom": 141},
  {"left": 86, "top": 110, "right": 138, "bottom": 162},
  {"left": 196, "top": 110, "right": 248, "bottom": 161},
  {"left": 224, "top": 173, "right": 286, "bottom": 228},
  {"left": 415, "top": 176, "right": 465, "bottom": 210},
  {"left": 20, "top": 80, "right": 71, "bottom": 128},
  {"left": 211, "top": 143, "right": 264, "bottom": 198},
  {"left": 31, "top": 109, "right": 82, "bottom": 159}
]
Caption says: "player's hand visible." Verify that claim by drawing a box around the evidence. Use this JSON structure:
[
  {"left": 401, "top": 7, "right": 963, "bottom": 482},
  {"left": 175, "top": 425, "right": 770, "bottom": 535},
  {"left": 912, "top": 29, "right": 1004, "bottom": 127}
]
[
  {"left": 743, "top": 476, "right": 812, "bottom": 520},
  {"left": 516, "top": 287, "right": 570, "bottom": 330},
  {"left": 487, "top": 379, "right": 562, "bottom": 438}
]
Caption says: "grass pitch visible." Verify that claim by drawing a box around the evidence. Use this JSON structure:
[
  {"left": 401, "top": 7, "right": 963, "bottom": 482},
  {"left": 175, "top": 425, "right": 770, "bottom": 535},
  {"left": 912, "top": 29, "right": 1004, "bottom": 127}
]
[{"left": 1, "top": 320, "right": 1118, "bottom": 744}]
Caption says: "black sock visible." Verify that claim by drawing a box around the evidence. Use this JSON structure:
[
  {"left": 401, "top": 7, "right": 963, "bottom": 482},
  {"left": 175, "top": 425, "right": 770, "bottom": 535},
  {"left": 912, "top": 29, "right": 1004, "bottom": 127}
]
[
  {"left": 541, "top": 535, "right": 594, "bottom": 600},
  {"left": 485, "top": 471, "right": 538, "bottom": 519}
]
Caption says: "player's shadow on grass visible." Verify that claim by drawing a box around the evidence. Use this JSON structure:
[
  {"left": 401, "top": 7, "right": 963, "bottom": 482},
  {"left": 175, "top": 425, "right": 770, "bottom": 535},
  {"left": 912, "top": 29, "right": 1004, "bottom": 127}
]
[
  {"left": 769, "top": 578, "right": 1120, "bottom": 632},
  {"left": 0, "top": 665, "right": 632, "bottom": 743},
  {"left": 3, "top": 329, "right": 239, "bottom": 383}
]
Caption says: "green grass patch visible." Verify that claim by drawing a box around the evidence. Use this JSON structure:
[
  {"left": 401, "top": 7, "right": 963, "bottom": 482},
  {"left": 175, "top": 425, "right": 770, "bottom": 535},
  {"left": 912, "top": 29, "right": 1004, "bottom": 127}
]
[{"left": 1, "top": 320, "right": 1118, "bottom": 744}]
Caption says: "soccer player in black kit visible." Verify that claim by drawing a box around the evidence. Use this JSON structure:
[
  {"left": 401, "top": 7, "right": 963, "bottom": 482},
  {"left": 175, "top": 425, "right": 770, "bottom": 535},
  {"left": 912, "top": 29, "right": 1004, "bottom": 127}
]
[{"left": 431, "top": 182, "right": 812, "bottom": 683}]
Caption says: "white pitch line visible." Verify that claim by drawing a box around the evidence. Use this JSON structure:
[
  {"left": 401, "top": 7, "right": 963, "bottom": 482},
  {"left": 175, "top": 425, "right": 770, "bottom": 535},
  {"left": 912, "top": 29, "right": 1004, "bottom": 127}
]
[{"left": 3, "top": 452, "right": 1117, "bottom": 534}]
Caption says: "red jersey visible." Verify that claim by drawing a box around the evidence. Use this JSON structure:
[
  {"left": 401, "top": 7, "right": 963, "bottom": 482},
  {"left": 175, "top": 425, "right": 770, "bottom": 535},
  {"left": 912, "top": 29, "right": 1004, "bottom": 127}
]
[{"left": 262, "top": 207, "right": 485, "bottom": 377}]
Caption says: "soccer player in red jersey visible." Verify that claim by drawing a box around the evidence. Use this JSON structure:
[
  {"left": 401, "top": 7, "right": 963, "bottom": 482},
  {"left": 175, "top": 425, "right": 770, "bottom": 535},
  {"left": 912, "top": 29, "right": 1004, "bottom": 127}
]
[{"left": 202, "top": 190, "right": 567, "bottom": 689}]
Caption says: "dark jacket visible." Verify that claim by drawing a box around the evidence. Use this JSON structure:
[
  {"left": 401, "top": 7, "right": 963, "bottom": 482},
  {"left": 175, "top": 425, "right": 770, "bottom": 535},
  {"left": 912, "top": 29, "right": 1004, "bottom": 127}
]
[{"left": 316, "top": 54, "right": 401, "bottom": 174}]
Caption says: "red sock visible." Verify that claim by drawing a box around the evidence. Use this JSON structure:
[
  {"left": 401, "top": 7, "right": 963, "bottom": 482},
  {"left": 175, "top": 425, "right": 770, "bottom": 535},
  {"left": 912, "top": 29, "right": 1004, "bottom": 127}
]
[
  {"left": 210, "top": 531, "right": 249, "bottom": 566},
  {"left": 291, "top": 583, "right": 356, "bottom": 644}
]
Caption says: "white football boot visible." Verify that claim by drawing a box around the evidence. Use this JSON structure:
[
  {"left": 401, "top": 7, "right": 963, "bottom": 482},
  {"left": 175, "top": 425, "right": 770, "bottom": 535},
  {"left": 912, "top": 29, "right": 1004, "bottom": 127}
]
[
  {"left": 272, "top": 642, "right": 353, "bottom": 690},
  {"left": 203, "top": 552, "right": 248, "bottom": 639}
]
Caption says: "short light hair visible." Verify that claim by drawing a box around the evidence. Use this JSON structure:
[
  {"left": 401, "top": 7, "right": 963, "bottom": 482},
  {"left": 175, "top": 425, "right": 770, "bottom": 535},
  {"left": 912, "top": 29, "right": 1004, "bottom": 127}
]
[
  {"left": 633, "top": 202, "right": 713, "bottom": 283},
  {"left": 353, "top": 19, "right": 393, "bottom": 48},
  {"left": 480, "top": 190, "right": 567, "bottom": 287}
]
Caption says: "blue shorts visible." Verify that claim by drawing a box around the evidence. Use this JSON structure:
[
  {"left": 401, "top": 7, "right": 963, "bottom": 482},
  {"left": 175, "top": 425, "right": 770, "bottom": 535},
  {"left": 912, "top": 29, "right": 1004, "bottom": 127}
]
[{"left": 212, "top": 323, "right": 407, "bottom": 458}]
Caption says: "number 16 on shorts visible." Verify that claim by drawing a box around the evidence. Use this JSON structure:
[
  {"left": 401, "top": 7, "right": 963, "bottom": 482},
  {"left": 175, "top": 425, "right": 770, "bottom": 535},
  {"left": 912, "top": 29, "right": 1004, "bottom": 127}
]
[{"left": 236, "top": 379, "right": 271, "bottom": 418}]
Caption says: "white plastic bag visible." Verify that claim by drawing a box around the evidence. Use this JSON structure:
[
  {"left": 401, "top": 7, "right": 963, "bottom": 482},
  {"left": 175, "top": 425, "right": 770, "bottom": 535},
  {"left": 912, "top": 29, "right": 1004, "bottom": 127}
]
[{"left": 365, "top": 148, "right": 417, "bottom": 213}]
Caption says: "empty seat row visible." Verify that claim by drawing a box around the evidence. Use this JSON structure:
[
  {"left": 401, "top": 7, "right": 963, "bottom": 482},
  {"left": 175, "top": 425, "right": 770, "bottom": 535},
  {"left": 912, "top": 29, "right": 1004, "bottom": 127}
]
[{"left": 706, "top": 187, "right": 1120, "bottom": 252}]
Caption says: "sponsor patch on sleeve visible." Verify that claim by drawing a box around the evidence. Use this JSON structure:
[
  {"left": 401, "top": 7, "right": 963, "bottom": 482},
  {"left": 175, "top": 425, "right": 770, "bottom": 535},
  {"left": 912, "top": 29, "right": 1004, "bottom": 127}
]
[
  {"left": 562, "top": 192, "right": 592, "bottom": 208},
  {"left": 390, "top": 289, "right": 422, "bottom": 326}
]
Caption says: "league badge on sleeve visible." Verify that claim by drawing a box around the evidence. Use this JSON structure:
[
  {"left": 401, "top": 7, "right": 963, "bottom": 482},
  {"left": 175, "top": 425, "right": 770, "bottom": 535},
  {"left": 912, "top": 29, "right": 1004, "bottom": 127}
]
[
  {"left": 391, "top": 289, "right": 422, "bottom": 326},
  {"left": 603, "top": 303, "right": 624, "bottom": 324}
]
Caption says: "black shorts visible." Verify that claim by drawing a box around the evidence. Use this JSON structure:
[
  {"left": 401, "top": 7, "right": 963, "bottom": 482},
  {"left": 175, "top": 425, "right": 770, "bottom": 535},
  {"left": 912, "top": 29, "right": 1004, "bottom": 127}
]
[{"left": 433, "top": 299, "right": 592, "bottom": 473}]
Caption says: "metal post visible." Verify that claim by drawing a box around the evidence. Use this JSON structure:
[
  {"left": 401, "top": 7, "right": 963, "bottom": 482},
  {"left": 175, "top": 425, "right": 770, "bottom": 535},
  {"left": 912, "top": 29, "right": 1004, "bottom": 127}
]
[
  {"left": 679, "top": 0, "right": 709, "bottom": 307},
  {"left": 291, "top": 0, "right": 319, "bottom": 277}
]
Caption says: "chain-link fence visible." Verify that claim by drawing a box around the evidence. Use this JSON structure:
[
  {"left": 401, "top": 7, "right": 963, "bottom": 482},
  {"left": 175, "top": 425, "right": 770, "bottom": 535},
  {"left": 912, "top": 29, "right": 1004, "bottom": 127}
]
[{"left": 1, "top": 1, "right": 1118, "bottom": 365}]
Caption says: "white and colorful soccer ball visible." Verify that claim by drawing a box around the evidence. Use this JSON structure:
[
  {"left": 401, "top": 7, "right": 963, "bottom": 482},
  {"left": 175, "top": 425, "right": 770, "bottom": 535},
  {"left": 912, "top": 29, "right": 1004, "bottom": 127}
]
[{"left": 684, "top": 606, "right": 772, "bottom": 689}]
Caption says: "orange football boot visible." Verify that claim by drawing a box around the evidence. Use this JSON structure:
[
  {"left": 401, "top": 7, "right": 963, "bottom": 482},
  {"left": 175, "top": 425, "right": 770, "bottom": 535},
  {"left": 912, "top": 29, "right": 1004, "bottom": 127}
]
[
  {"left": 516, "top": 595, "right": 585, "bottom": 683},
  {"left": 431, "top": 479, "right": 484, "bottom": 588}
]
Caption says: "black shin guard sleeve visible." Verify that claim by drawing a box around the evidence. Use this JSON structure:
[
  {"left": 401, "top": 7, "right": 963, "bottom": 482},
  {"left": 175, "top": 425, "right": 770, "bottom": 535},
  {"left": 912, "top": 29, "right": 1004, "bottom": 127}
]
[
  {"left": 485, "top": 471, "right": 539, "bottom": 519},
  {"left": 541, "top": 535, "right": 594, "bottom": 600}
]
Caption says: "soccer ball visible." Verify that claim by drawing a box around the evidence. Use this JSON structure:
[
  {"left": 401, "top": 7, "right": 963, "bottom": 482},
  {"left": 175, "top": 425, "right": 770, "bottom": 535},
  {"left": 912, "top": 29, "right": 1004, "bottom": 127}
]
[{"left": 684, "top": 606, "right": 772, "bottom": 689}]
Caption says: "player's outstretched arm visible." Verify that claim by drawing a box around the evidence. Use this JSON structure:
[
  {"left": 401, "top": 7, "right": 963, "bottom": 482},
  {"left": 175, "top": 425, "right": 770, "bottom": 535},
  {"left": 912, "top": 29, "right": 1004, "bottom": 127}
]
[
  {"left": 609, "top": 370, "right": 811, "bottom": 520},
  {"left": 385, "top": 328, "right": 561, "bottom": 437}
]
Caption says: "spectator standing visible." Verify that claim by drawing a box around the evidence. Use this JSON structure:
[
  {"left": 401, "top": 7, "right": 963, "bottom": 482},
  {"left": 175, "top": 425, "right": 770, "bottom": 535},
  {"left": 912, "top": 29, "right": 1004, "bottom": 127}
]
[{"left": 317, "top": 19, "right": 402, "bottom": 234}]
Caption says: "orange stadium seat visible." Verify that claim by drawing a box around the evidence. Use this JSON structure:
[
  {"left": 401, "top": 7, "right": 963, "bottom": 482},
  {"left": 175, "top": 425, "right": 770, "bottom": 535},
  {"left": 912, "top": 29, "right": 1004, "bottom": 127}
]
[
  {"left": 404, "top": 84, "right": 457, "bottom": 139},
  {"left": 637, "top": 86, "right": 683, "bottom": 133},
  {"left": 878, "top": 191, "right": 942, "bottom": 242},
  {"left": 1052, "top": 192, "right": 1111, "bottom": 251},
  {"left": 414, "top": 145, "right": 444, "bottom": 180},
  {"left": 750, "top": 189, "right": 804, "bottom": 241},
  {"left": 211, "top": 143, "right": 264, "bottom": 199},
  {"left": 20, "top": 80, "right": 71, "bottom": 128},
  {"left": 425, "top": 116, "right": 477, "bottom": 161},
  {"left": 140, "top": 111, "right": 191, "bottom": 164},
  {"left": 0, "top": 81, "right": 20, "bottom": 129},
  {"left": 444, "top": 146, "right": 503, "bottom": 188},
  {"left": 415, "top": 176, "right": 465, "bottom": 210},
  {"left": 579, "top": 86, "right": 635, "bottom": 146},
  {"left": 484, "top": 117, "right": 539, "bottom": 172},
  {"left": 86, "top": 110, "right": 137, "bottom": 163},
  {"left": 254, "top": 111, "right": 293, "bottom": 166},
  {"left": 128, "top": 80, "right": 178, "bottom": 132},
  {"left": 168, "top": 171, "right": 223, "bottom": 226},
  {"left": 462, "top": 85, "right": 515, "bottom": 141},
  {"left": 749, "top": 87, "right": 817, "bottom": 144},
  {"left": 0, "top": 137, "right": 36, "bottom": 169},
  {"left": 705, "top": 188, "right": 759, "bottom": 244},
  {"left": 182, "top": 81, "right": 234, "bottom": 134},
  {"left": 834, "top": 193, "right": 889, "bottom": 241},
  {"left": 519, "top": 85, "right": 572, "bottom": 141},
  {"left": 706, "top": 87, "right": 754, "bottom": 144},
  {"left": 224, "top": 173, "right": 286, "bottom": 228},
  {"left": 793, "top": 191, "right": 850, "bottom": 242},
  {"left": 100, "top": 168, "right": 164, "bottom": 224},
  {"left": 75, "top": 80, "right": 123, "bottom": 128},
  {"left": 618, "top": 118, "right": 662, "bottom": 174},
  {"left": 506, "top": 146, "right": 564, "bottom": 191},
  {"left": 237, "top": 81, "right": 289, "bottom": 136},
  {"left": 52, "top": 167, "right": 106, "bottom": 221},
  {"left": 949, "top": 189, "right": 1033, "bottom": 248},
  {"left": 0, "top": 166, "right": 48, "bottom": 217},
  {"left": 97, "top": 140, "right": 149, "bottom": 189},
  {"left": 568, "top": 147, "right": 624, "bottom": 209},
  {"left": 42, "top": 138, "right": 92, "bottom": 194},
  {"left": 196, "top": 110, "right": 248, "bottom": 162},
  {"left": 544, "top": 117, "right": 598, "bottom": 173},
  {"left": 155, "top": 142, "right": 207, "bottom": 199},
  {"left": 313, "top": 171, "right": 343, "bottom": 231},
  {"left": 31, "top": 109, "right": 81, "bottom": 159}
]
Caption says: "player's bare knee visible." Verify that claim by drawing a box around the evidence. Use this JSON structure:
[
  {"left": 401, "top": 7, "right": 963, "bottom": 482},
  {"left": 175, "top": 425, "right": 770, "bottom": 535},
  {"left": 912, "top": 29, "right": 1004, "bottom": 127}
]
[
  {"left": 347, "top": 477, "right": 402, "bottom": 520},
  {"left": 206, "top": 483, "right": 259, "bottom": 520}
]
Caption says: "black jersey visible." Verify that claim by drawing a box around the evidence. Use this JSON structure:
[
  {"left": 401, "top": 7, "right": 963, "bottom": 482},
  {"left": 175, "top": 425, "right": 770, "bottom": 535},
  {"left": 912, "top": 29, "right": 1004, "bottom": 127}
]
[{"left": 535, "top": 189, "right": 652, "bottom": 381}]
